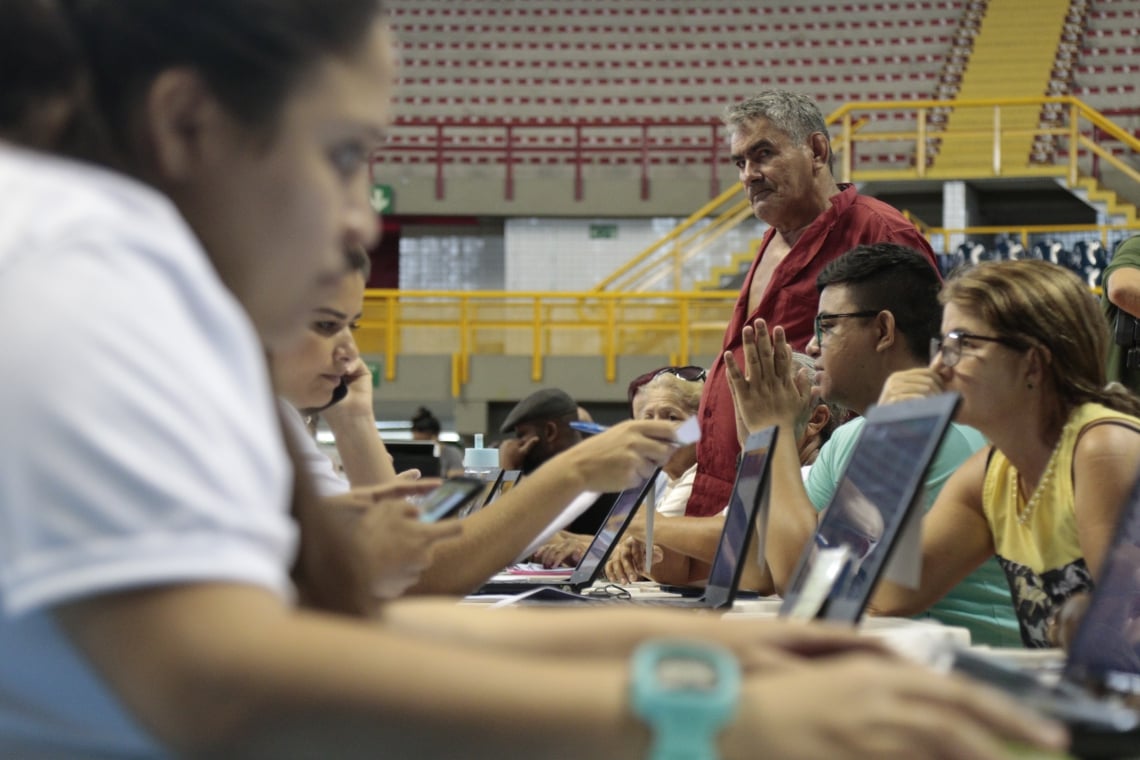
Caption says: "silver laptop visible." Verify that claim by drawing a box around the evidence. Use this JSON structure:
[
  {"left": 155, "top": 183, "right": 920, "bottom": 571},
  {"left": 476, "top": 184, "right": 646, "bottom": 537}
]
[
  {"left": 471, "top": 474, "right": 656, "bottom": 595},
  {"left": 511, "top": 425, "right": 777, "bottom": 609},
  {"left": 780, "top": 392, "right": 961, "bottom": 623}
]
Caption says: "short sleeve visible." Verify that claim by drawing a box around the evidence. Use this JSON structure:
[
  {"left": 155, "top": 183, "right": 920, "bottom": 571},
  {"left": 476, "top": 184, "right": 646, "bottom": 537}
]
[
  {"left": 0, "top": 224, "right": 295, "bottom": 616},
  {"left": 804, "top": 420, "right": 863, "bottom": 511}
]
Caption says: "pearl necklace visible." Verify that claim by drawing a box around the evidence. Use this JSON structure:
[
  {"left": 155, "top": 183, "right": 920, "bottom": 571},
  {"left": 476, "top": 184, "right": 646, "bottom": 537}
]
[{"left": 1013, "top": 437, "right": 1063, "bottom": 526}]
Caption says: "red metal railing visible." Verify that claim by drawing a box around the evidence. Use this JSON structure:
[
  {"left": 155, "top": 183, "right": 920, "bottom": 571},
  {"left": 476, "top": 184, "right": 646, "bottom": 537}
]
[{"left": 369, "top": 117, "right": 725, "bottom": 201}]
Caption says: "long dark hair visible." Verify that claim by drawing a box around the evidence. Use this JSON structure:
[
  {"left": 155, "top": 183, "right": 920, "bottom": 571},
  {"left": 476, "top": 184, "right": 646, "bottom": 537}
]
[{"left": 1, "top": 0, "right": 385, "bottom": 165}]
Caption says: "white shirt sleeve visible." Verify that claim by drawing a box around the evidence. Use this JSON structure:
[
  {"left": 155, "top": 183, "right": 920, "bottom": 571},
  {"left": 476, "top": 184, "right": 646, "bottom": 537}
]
[
  {"left": 0, "top": 169, "right": 295, "bottom": 617},
  {"left": 279, "top": 401, "right": 351, "bottom": 497}
]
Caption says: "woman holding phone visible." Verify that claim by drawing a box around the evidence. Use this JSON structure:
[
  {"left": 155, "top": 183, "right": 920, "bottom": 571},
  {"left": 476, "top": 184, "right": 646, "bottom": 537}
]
[{"left": 271, "top": 245, "right": 400, "bottom": 493}]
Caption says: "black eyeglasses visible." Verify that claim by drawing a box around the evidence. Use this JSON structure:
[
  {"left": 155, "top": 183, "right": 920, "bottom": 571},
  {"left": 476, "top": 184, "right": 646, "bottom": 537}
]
[
  {"left": 813, "top": 310, "right": 880, "bottom": 346},
  {"left": 930, "top": 330, "right": 1026, "bottom": 368},
  {"left": 627, "top": 365, "right": 707, "bottom": 409}
]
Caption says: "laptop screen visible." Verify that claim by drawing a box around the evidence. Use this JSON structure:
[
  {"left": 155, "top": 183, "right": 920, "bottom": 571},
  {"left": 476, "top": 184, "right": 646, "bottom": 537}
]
[
  {"left": 780, "top": 393, "right": 960, "bottom": 623},
  {"left": 386, "top": 441, "right": 441, "bottom": 478},
  {"left": 569, "top": 473, "right": 657, "bottom": 585},
  {"left": 483, "top": 469, "right": 522, "bottom": 508},
  {"left": 703, "top": 426, "right": 777, "bottom": 608},
  {"left": 1064, "top": 473, "right": 1140, "bottom": 694}
]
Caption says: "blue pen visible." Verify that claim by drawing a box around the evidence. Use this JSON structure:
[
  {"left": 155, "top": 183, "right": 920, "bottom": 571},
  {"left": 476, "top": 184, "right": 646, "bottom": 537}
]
[{"left": 569, "top": 420, "right": 609, "bottom": 435}]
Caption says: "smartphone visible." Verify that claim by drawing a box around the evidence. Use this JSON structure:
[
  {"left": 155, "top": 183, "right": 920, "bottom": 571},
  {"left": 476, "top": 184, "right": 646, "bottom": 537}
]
[
  {"left": 418, "top": 477, "right": 487, "bottom": 523},
  {"left": 303, "top": 378, "right": 349, "bottom": 417}
]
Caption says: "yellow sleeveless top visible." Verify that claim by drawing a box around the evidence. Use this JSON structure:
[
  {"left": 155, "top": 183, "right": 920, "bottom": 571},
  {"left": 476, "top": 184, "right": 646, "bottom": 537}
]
[{"left": 982, "top": 402, "right": 1140, "bottom": 647}]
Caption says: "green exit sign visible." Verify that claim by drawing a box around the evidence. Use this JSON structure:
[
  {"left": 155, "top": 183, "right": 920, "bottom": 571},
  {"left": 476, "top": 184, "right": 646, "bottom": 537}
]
[
  {"left": 370, "top": 184, "right": 394, "bottom": 214},
  {"left": 589, "top": 224, "right": 618, "bottom": 239}
]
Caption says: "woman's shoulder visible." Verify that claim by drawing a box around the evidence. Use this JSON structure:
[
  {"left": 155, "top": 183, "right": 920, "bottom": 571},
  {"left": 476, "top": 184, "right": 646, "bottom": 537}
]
[
  {"left": 1070, "top": 403, "right": 1140, "bottom": 455},
  {"left": 0, "top": 145, "right": 197, "bottom": 271},
  {"left": 1070, "top": 403, "right": 1140, "bottom": 437}
]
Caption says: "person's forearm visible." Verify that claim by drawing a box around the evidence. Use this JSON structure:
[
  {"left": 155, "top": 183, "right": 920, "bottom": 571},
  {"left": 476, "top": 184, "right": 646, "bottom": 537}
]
[
  {"left": 409, "top": 460, "right": 591, "bottom": 594},
  {"left": 626, "top": 514, "right": 725, "bottom": 569},
  {"left": 381, "top": 598, "right": 725, "bottom": 659},
  {"left": 60, "top": 590, "right": 648, "bottom": 759},
  {"left": 326, "top": 414, "right": 397, "bottom": 487},
  {"left": 764, "top": 425, "right": 820, "bottom": 593},
  {"left": 1107, "top": 268, "right": 1140, "bottom": 317}
]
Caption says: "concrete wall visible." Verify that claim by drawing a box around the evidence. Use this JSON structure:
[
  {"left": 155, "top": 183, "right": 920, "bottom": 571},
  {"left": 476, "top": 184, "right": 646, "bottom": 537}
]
[
  {"left": 381, "top": 163, "right": 739, "bottom": 218},
  {"left": 370, "top": 352, "right": 718, "bottom": 440}
]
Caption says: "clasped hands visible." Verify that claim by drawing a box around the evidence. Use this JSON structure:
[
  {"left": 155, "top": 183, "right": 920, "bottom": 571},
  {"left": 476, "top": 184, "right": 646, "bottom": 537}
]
[{"left": 725, "top": 319, "right": 813, "bottom": 446}]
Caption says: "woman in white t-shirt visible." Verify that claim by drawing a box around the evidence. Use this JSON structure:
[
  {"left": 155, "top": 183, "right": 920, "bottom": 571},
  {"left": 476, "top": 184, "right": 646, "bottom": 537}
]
[
  {"left": 0, "top": 2, "right": 1067, "bottom": 758},
  {"left": 272, "top": 246, "right": 399, "bottom": 495}
]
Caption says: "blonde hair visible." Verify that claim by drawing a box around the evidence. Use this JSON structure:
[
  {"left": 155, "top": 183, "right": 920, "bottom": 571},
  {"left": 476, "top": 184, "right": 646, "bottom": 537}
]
[
  {"left": 635, "top": 372, "right": 703, "bottom": 418},
  {"left": 941, "top": 260, "right": 1140, "bottom": 421}
]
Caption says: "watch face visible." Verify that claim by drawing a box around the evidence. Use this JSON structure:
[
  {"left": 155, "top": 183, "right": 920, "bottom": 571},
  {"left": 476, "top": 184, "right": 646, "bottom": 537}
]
[{"left": 656, "top": 659, "right": 718, "bottom": 691}]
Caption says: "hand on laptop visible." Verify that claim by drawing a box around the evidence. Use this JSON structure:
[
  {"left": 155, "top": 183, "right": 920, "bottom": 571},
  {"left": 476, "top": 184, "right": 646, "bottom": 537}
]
[
  {"left": 604, "top": 536, "right": 662, "bottom": 584},
  {"left": 532, "top": 531, "right": 590, "bottom": 568}
]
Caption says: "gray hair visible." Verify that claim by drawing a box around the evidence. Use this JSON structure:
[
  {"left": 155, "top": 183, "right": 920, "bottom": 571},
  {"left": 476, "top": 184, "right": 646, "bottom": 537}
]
[
  {"left": 790, "top": 351, "right": 843, "bottom": 442},
  {"left": 636, "top": 371, "right": 704, "bottom": 418},
  {"left": 723, "top": 90, "right": 833, "bottom": 172}
]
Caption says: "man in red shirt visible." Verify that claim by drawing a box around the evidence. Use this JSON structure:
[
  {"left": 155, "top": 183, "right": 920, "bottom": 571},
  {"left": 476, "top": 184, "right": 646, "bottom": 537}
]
[{"left": 686, "top": 91, "right": 938, "bottom": 517}]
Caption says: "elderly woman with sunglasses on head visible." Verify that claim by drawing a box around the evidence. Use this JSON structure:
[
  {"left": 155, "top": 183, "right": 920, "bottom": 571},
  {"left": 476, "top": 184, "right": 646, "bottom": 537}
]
[
  {"left": 604, "top": 356, "right": 838, "bottom": 587},
  {"left": 869, "top": 260, "right": 1140, "bottom": 647},
  {"left": 628, "top": 366, "right": 708, "bottom": 515}
]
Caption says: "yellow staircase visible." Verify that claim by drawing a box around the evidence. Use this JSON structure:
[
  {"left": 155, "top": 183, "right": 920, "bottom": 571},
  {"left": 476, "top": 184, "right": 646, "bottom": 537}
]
[
  {"left": 930, "top": 0, "right": 1071, "bottom": 178},
  {"left": 694, "top": 246, "right": 762, "bottom": 291},
  {"left": 1067, "top": 176, "right": 1140, "bottom": 225}
]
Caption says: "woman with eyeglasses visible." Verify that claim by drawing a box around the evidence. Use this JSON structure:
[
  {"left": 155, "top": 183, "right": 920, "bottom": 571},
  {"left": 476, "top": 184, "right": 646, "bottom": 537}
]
[{"left": 871, "top": 259, "right": 1140, "bottom": 647}]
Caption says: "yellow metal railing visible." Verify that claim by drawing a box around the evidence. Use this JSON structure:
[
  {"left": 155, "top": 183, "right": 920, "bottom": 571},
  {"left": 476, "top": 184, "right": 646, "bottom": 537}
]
[
  {"left": 356, "top": 290, "right": 738, "bottom": 396},
  {"left": 362, "top": 97, "right": 1140, "bottom": 394},
  {"left": 590, "top": 184, "right": 748, "bottom": 292},
  {"left": 831, "top": 96, "right": 1140, "bottom": 186}
]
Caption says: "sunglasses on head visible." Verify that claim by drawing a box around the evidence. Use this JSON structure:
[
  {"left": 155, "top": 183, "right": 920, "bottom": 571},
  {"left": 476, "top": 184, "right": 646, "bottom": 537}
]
[{"left": 627, "top": 365, "right": 707, "bottom": 410}]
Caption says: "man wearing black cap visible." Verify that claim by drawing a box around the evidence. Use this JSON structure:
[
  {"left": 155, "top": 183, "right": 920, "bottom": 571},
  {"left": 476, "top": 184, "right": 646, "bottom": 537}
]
[
  {"left": 499, "top": 387, "right": 616, "bottom": 537},
  {"left": 498, "top": 388, "right": 583, "bottom": 475}
]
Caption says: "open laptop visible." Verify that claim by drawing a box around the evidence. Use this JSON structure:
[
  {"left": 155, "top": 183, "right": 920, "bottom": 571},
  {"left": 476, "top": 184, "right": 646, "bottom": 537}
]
[
  {"left": 482, "top": 468, "right": 522, "bottom": 508},
  {"left": 471, "top": 473, "right": 657, "bottom": 595},
  {"left": 779, "top": 392, "right": 961, "bottom": 624},
  {"left": 458, "top": 468, "right": 522, "bottom": 518},
  {"left": 509, "top": 426, "right": 777, "bottom": 610},
  {"left": 951, "top": 467, "right": 1140, "bottom": 756},
  {"left": 385, "top": 441, "right": 441, "bottom": 478}
]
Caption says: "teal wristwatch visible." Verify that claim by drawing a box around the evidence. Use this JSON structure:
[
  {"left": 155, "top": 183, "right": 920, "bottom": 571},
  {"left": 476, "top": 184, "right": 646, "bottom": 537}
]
[{"left": 629, "top": 639, "right": 742, "bottom": 760}]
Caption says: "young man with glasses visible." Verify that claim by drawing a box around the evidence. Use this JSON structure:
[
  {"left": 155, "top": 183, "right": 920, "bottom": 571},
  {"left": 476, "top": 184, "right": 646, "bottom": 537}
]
[
  {"left": 726, "top": 243, "right": 1022, "bottom": 646},
  {"left": 687, "top": 90, "right": 938, "bottom": 519}
]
